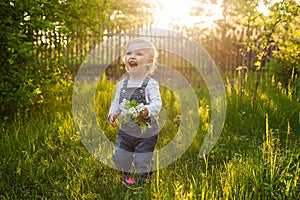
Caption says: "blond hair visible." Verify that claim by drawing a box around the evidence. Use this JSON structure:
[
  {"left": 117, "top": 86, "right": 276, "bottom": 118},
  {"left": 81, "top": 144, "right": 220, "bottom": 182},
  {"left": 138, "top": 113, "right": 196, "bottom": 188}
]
[{"left": 125, "top": 39, "right": 158, "bottom": 74}]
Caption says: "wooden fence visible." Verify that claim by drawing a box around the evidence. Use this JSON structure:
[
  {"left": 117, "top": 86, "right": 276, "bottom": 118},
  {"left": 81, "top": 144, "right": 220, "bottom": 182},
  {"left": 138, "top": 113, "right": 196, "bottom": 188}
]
[{"left": 34, "top": 25, "right": 271, "bottom": 81}]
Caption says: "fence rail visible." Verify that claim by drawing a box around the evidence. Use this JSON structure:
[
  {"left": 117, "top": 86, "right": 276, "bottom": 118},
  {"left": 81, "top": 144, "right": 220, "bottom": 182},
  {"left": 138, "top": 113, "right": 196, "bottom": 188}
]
[{"left": 34, "top": 25, "right": 272, "bottom": 81}]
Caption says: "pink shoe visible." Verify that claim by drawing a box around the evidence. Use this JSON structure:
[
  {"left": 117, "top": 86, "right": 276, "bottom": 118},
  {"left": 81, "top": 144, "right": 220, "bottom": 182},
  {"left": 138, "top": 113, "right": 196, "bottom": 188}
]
[
  {"left": 122, "top": 177, "right": 143, "bottom": 190},
  {"left": 122, "top": 177, "right": 135, "bottom": 185}
]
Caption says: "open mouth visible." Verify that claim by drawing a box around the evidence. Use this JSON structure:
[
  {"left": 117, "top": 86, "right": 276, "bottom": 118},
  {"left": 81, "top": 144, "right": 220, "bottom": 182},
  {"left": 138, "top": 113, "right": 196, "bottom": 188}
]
[{"left": 129, "top": 61, "right": 138, "bottom": 67}]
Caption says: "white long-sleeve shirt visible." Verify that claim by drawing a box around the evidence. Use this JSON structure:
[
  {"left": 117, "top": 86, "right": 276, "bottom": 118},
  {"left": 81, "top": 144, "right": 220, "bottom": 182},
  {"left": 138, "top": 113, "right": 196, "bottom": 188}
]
[{"left": 108, "top": 77, "right": 162, "bottom": 118}]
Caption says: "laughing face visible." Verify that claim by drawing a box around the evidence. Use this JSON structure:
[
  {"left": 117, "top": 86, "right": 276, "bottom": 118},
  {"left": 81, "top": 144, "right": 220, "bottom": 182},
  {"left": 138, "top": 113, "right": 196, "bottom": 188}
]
[{"left": 124, "top": 40, "right": 154, "bottom": 77}]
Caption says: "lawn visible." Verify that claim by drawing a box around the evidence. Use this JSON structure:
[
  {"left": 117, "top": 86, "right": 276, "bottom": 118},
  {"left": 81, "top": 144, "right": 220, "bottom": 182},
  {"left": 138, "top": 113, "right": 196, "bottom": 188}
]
[{"left": 0, "top": 72, "right": 299, "bottom": 199}]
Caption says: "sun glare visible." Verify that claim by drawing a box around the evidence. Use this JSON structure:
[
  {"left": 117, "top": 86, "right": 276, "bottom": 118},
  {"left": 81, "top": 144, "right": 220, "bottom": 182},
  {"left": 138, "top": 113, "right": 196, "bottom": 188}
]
[{"left": 149, "top": 0, "right": 223, "bottom": 29}]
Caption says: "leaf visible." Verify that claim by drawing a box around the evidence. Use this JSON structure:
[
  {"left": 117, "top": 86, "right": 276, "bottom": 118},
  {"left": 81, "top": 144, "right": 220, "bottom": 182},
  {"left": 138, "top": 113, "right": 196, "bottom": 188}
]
[
  {"left": 123, "top": 115, "right": 130, "bottom": 123},
  {"left": 140, "top": 123, "right": 147, "bottom": 133},
  {"left": 8, "top": 58, "right": 14, "bottom": 65},
  {"left": 130, "top": 99, "right": 138, "bottom": 107}
]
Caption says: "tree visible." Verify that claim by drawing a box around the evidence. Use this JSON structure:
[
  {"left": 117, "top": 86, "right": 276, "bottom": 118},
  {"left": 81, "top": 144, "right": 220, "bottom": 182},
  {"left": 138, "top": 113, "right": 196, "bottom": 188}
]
[
  {"left": 0, "top": 0, "right": 64, "bottom": 113},
  {"left": 267, "top": 0, "right": 300, "bottom": 90},
  {"left": 189, "top": 0, "right": 300, "bottom": 103},
  {"left": 0, "top": 0, "right": 153, "bottom": 114},
  {"left": 253, "top": 0, "right": 300, "bottom": 104},
  {"left": 189, "top": 0, "right": 263, "bottom": 72}
]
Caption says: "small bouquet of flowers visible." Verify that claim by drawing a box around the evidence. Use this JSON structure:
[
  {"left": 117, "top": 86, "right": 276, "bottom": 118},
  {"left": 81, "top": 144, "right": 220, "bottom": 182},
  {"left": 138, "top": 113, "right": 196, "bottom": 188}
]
[{"left": 119, "top": 99, "right": 151, "bottom": 133}]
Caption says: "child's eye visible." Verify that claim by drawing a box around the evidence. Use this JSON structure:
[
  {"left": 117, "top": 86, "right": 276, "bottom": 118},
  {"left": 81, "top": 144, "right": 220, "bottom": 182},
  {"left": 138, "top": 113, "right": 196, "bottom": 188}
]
[
  {"left": 126, "top": 52, "right": 132, "bottom": 55},
  {"left": 137, "top": 52, "right": 144, "bottom": 56}
]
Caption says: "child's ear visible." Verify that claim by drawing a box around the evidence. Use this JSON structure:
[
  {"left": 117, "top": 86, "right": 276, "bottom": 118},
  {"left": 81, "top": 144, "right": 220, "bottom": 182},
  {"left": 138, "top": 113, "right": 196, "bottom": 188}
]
[{"left": 148, "top": 58, "right": 154, "bottom": 64}]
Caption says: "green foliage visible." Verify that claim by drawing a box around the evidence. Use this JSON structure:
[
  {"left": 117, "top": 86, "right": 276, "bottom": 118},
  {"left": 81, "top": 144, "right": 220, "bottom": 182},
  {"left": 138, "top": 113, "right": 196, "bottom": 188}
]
[
  {"left": 225, "top": 72, "right": 300, "bottom": 137},
  {"left": 0, "top": 73, "right": 299, "bottom": 199},
  {"left": 61, "top": 0, "right": 152, "bottom": 38},
  {"left": 0, "top": 0, "right": 153, "bottom": 114},
  {"left": 251, "top": 0, "right": 300, "bottom": 81},
  {"left": 270, "top": 20, "right": 299, "bottom": 89},
  {"left": 188, "top": 0, "right": 300, "bottom": 80},
  {"left": 0, "top": 0, "right": 68, "bottom": 113}
]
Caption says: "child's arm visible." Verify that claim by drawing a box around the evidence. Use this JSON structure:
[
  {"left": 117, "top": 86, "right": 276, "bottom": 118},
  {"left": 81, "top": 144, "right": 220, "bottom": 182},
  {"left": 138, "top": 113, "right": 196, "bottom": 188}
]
[
  {"left": 144, "top": 79, "right": 162, "bottom": 118},
  {"left": 108, "top": 112, "right": 120, "bottom": 128},
  {"left": 108, "top": 81, "right": 122, "bottom": 127}
]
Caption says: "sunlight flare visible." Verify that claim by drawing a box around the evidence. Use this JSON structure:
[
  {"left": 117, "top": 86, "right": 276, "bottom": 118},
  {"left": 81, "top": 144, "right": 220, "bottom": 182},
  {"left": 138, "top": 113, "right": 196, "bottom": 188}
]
[{"left": 149, "top": 0, "right": 223, "bottom": 28}]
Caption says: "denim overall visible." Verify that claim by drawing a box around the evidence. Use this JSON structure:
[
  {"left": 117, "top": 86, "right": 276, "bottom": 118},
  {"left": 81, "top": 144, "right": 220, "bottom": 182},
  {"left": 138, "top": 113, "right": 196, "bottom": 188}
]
[{"left": 112, "top": 76, "right": 159, "bottom": 178}]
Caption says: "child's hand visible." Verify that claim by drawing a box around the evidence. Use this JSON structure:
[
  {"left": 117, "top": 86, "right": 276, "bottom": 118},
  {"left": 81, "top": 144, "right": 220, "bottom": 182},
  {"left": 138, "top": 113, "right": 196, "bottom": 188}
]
[
  {"left": 140, "top": 107, "right": 149, "bottom": 118},
  {"left": 108, "top": 112, "right": 120, "bottom": 128}
]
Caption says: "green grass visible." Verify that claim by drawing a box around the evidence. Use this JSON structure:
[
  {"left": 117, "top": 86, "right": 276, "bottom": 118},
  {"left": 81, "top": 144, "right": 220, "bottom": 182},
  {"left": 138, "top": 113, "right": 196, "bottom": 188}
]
[{"left": 0, "top": 72, "right": 299, "bottom": 199}]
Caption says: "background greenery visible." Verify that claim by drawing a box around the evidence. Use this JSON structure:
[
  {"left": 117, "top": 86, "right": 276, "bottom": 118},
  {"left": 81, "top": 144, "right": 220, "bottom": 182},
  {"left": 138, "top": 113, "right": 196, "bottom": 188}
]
[{"left": 0, "top": 73, "right": 299, "bottom": 199}]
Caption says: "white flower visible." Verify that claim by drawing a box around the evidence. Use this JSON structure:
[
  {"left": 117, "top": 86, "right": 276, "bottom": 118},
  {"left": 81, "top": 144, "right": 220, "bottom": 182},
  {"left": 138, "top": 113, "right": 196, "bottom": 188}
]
[
  {"left": 136, "top": 103, "right": 144, "bottom": 112},
  {"left": 128, "top": 107, "right": 136, "bottom": 115},
  {"left": 132, "top": 110, "right": 139, "bottom": 118},
  {"left": 118, "top": 99, "right": 151, "bottom": 133},
  {"left": 119, "top": 99, "right": 129, "bottom": 112},
  {"left": 121, "top": 110, "right": 128, "bottom": 116}
]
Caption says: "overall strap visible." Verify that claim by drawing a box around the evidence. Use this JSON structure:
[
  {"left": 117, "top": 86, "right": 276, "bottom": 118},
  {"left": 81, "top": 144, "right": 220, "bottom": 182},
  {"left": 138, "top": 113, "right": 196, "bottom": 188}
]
[
  {"left": 122, "top": 76, "right": 130, "bottom": 88},
  {"left": 141, "top": 76, "right": 151, "bottom": 88},
  {"left": 119, "top": 76, "right": 129, "bottom": 104}
]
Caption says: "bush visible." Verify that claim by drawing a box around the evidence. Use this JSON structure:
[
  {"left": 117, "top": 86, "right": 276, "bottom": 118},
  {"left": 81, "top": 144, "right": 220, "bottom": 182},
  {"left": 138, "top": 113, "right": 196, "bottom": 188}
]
[{"left": 0, "top": 1, "right": 66, "bottom": 114}]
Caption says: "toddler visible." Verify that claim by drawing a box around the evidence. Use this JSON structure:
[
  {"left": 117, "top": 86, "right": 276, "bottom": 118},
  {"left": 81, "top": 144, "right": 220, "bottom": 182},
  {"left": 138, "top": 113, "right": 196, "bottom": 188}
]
[{"left": 108, "top": 38, "right": 162, "bottom": 186}]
